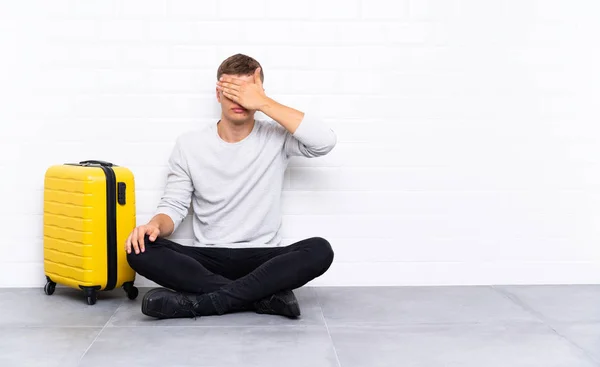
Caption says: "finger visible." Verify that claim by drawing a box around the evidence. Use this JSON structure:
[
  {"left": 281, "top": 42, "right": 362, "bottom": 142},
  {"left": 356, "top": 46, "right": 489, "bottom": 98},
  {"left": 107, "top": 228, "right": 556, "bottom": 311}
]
[
  {"left": 138, "top": 227, "right": 146, "bottom": 253},
  {"left": 223, "top": 91, "right": 239, "bottom": 102},
  {"left": 150, "top": 227, "right": 159, "bottom": 242},
  {"left": 223, "top": 87, "right": 240, "bottom": 97},
  {"left": 125, "top": 233, "right": 132, "bottom": 254},
  {"left": 220, "top": 76, "right": 244, "bottom": 85},
  {"left": 139, "top": 228, "right": 147, "bottom": 253},
  {"left": 217, "top": 81, "right": 241, "bottom": 92},
  {"left": 216, "top": 84, "right": 238, "bottom": 96},
  {"left": 132, "top": 227, "right": 139, "bottom": 254},
  {"left": 216, "top": 85, "right": 239, "bottom": 97}
]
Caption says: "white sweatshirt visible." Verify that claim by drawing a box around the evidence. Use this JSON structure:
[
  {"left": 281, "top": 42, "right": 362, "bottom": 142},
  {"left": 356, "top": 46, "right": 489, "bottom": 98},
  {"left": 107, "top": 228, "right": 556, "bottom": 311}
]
[{"left": 155, "top": 113, "right": 337, "bottom": 248}]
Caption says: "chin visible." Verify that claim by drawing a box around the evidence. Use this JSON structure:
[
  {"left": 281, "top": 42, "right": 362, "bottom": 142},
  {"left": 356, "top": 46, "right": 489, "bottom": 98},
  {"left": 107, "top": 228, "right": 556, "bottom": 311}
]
[{"left": 228, "top": 112, "right": 253, "bottom": 123}]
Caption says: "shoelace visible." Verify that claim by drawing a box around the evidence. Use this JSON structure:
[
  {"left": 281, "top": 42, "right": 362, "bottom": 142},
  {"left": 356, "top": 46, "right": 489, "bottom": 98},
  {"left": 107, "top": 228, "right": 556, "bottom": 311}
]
[
  {"left": 255, "top": 297, "right": 276, "bottom": 313},
  {"left": 188, "top": 307, "right": 199, "bottom": 320},
  {"left": 177, "top": 296, "right": 200, "bottom": 320}
]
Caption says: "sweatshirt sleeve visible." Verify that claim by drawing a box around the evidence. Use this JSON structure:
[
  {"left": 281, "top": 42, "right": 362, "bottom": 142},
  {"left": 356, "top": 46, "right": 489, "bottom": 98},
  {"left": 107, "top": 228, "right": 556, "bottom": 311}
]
[
  {"left": 155, "top": 137, "right": 193, "bottom": 233},
  {"left": 283, "top": 113, "right": 337, "bottom": 158}
]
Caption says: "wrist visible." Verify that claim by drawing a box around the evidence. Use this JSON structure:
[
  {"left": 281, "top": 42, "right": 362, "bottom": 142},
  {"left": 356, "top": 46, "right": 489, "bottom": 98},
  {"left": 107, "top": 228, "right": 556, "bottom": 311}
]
[
  {"left": 148, "top": 219, "right": 161, "bottom": 233},
  {"left": 258, "top": 95, "right": 274, "bottom": 113}
]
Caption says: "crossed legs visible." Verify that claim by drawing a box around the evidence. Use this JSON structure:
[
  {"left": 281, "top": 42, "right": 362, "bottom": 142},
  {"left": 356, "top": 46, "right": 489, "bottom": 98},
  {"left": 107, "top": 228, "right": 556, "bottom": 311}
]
[{"left": 126, "top": 235, "right": 334, "bottom": 317}]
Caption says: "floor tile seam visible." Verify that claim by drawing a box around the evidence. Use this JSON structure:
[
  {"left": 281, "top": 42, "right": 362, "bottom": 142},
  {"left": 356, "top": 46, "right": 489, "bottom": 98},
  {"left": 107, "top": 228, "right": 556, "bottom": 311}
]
[
  {"left": 490, "top": 285, "right": 573, "bottom": 332},
  {"left": 490, "top": 285, "right": 552, "bottom": 324},
  {"left": 0, "top": 325, "right": 109, "bottom": 329},
  {"left": 78, "top": 302, "right": 124, "bottom": 362},
  {"left": 540, "top": 321, "right": 600, "bottom": 367},
  {"left": 323, "top": 320, "right": 547, "bottom": 328},
  {"left": 104, "top": 324, "right": 327, "bottom": 328},
  {"left": 545, "top": 325, "right": 600, "bottom": 366},
  {"left": 96, "top": 320, "right": 543, "bottom": 329},
  {"left": 315, "top": 290, "right": 342, "bottom": 367},
  {"left": 490, "top": 285, "right": 600, "bottom": 366}
]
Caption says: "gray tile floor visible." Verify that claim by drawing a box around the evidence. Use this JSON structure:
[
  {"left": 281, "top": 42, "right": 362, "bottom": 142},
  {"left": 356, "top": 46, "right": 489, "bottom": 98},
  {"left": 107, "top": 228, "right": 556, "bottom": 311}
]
[{"left": 0, "top": 285, "right": 599, "bottom": 366}]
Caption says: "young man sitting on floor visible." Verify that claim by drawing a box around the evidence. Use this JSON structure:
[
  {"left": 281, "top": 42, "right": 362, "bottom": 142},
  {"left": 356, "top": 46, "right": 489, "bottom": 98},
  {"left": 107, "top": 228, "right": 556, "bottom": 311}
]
[{"left": 125, "top": 54, "right": 337, "bottom": 320}]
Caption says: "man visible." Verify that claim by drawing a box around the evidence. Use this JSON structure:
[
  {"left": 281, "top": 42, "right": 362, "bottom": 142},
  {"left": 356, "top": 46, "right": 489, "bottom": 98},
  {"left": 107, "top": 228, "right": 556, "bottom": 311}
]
[{"left": 125, "top": 54, "right": 337, "bottom": 320}]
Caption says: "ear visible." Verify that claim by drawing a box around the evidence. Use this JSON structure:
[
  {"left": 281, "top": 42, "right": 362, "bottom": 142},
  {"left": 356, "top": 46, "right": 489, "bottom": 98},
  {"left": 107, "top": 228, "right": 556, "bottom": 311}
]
[{"left": 216, "top": 87, "right": 221, "bottom": 102}]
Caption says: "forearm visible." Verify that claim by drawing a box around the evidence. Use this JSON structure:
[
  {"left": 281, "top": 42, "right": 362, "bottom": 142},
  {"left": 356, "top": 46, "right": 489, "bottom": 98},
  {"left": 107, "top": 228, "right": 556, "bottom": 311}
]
[
  {"left": 259, "top": 96, "right": 304, "bottom": 135},
  {"left": 148, "top": 214, "right": 175, "bottom": 238}
]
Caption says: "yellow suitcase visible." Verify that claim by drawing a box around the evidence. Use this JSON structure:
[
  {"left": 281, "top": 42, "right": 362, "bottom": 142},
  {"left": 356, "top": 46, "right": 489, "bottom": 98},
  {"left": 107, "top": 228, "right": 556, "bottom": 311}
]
[{"left": 43, "top": 160, "right": 139, "bottom": 305}]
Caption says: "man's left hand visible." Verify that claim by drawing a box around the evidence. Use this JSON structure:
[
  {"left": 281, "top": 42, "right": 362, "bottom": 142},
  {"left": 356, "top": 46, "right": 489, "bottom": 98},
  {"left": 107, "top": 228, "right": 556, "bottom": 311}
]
[{"left": 217, "top": 67, "right": 268, "bottom": 111}]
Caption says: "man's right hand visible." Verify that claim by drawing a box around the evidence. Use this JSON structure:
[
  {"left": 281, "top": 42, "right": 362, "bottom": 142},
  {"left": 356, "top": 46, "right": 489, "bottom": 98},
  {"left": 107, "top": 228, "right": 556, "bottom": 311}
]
[{"left": 125, "top": 223, "right": 160, "bottom": 255}]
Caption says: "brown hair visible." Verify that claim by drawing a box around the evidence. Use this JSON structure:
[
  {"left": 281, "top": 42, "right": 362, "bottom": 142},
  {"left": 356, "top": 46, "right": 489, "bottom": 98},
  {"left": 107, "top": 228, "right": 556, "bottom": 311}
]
[{"left": 217, "top": 53, "right": 264, "bottom": 83}]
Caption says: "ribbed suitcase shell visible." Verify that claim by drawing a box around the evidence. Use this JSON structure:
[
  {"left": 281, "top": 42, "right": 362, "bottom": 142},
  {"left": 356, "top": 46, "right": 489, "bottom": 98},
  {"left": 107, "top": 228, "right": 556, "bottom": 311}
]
[{"left": 43, "top": 161, "right": 138, "bottom": 304}]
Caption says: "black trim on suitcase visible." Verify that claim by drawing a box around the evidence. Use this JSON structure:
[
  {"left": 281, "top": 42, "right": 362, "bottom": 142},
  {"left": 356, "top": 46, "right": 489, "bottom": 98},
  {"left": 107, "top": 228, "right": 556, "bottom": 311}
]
[{"left": 98, "top": 164, "right": 118, "bottom": 291}]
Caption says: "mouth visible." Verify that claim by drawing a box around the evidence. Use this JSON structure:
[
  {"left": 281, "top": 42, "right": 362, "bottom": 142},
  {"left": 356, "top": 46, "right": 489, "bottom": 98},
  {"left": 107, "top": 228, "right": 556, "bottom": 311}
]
[{"left": 232, "top": 107, "right": 247, "bottom": 114}]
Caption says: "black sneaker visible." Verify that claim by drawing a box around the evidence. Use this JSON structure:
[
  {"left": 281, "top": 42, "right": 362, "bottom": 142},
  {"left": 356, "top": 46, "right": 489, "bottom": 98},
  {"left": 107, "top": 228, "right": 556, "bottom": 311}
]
[
  {"left": 141, "top": 288, "right": 199, "bottom": 319},
  {"left": 253, "top": 289, "right": 301, "bottom": 319}
]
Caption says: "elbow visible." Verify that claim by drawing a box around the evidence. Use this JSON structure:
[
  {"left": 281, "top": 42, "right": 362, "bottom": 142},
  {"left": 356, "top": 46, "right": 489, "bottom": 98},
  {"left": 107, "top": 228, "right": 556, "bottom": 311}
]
[
  {"left": 312, "top": 129, "right": 337, "bottom": 157},
  {"left": 326, "top": 129, "right": 337, "bottom": 153}
]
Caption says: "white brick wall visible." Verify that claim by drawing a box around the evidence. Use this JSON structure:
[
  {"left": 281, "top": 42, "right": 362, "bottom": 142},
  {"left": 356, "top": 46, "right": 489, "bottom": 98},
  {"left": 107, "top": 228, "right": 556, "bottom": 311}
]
[{"left": 1, "top": 0, "right": 599, "bottom": 287}]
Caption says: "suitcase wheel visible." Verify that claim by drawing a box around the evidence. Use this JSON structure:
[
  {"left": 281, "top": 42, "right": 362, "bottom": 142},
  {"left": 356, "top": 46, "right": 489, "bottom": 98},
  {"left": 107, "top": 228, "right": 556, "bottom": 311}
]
[
  {"left": 123, "top": 281, "right": 139, "bottom": 300},
  {"left": 86, "top": 294, "right": 97, "bottom": 305},
  {"left": 82, "top": 287, "right": 97, "bottom": 305},
  {"left": 44, "top": 281, "right": 56, "bottom": 296}
]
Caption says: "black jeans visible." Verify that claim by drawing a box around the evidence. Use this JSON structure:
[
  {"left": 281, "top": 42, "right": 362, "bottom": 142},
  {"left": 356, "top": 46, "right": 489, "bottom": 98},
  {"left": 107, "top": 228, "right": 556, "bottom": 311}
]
[{"left": 126, "top": 235, "right": 334, "bottom": 315}]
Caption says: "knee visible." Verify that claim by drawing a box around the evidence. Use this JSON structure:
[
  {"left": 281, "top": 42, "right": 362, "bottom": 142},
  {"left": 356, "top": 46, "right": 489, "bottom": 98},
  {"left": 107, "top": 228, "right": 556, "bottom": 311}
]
[
  {"left": 126, "top": 236, "right": 155, "bottom": 271},
  {"left": 308, "top": 237, "right": 334, "bottom": 270},
  {"left": 126, "top": 250, "right": 146, "bottom": 272}
]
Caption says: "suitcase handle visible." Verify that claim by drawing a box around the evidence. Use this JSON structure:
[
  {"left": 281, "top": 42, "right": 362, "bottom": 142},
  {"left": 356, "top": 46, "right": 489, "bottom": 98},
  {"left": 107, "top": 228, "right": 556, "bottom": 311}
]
[{"left": 79, "top": 160, "right": 114, "bottom": 167}]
